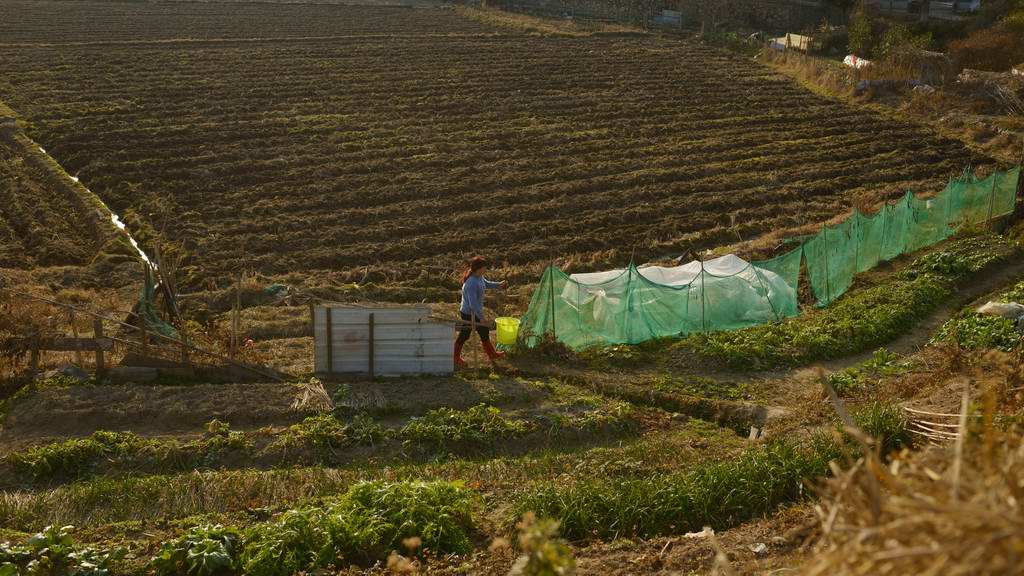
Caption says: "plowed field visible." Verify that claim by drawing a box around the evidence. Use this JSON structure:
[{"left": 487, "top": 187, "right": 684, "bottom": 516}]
[
  {"left": 0, "top": 2, "right": 985, "bottom": 299},
  {"left": 0, "top": 131, "right": 96, "bottom": 268}
]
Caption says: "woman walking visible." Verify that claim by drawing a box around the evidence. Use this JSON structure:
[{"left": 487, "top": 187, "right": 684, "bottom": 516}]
[{"left": 455, "top": 256, "right": 507, "bottom": 367}]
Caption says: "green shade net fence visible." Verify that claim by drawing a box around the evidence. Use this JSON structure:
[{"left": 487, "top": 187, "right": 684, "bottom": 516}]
[
  {"left": 520, "top": 251, "right": 802, "bottom": 350},
  {"left": 521, "top": 166, "right": 1020, "bottom": 350},
  {"left": 806, "top": 166, "right": 1020, "bottom": 306}
]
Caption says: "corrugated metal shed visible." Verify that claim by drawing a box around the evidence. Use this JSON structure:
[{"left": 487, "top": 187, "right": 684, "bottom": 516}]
[{"left": 313, "top": 305, "right": 453, "bottom": 376}]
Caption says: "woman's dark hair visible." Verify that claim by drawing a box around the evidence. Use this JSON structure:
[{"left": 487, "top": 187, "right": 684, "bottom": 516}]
[{"left": 462, "top": 256, "right": 488, "bottom": 283}]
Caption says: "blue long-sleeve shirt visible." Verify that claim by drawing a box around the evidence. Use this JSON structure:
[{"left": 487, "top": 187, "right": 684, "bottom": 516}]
[{"left": 460, "top": 275, "right": 501, "bottom": 318}]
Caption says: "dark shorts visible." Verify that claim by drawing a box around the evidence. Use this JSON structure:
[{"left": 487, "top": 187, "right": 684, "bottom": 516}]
[{"left": 456, "top": 312, "right": 490, "bottom": 344}]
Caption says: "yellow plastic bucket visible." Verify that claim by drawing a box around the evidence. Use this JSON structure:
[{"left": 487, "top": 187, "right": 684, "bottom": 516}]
[{"left": 495, "top": 317, "right": 521, "bottom": 347}]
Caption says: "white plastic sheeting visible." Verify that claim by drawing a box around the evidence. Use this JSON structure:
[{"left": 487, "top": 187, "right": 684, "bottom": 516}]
[{"left": 562, "top": 254, "right": 798, "bottom": 334}]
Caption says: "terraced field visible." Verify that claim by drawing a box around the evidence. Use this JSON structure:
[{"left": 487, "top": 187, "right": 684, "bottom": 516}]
[{"left": 0, "top": 2, "right": 986, "bottom": 300}]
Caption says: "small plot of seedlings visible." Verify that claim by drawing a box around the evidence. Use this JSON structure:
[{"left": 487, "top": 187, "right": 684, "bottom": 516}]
[
  {"left": 827, "top": 348, "right": 910, "bottom": 397},
  {"left": 0, "top": 525, "right": 121, "bottom": 576},
  {"left": 4, "top": 399, "right": 640, "bottom": 484},
  {"left": 934, "top": 277, "right": 1024, "bottom": 352}
]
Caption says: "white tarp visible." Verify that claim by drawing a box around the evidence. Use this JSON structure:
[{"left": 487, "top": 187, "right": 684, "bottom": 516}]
[
  {"left": 562, "top": 254, "right": 797, "bottom": 333},
  {"left": 570, "top": 254, "right": 757, "bottom": 286}
]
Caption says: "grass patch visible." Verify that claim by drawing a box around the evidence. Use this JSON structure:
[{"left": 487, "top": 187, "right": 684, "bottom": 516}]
[
  {"left": 650, "top": 374, "right": 749, "bottom": 401},
  {"left": 0, "top": 423, "right": 742, "bottom": 531},
  {"left": 513, "top": 437, "right": 838, "bottom": 541},
  {"left": 850, "top": 401, "right": 912, "bottom": 457},
  {"left": 398, "top": 402, "right": 637, "bottom": 454},
  {"left": 514, "top": 402, "right": 909, "bottom": 541},
  {"left": 4, "top": 425, "right": 256, "bottom": 483},
  {"left": 4, "top": 401, "right": 640, "bottom": 485}
]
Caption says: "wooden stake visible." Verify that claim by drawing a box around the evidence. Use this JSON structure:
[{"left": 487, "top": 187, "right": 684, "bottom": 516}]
[
  {"left": 140, "top": 321, "right": 149, "bottom": 358},
  {"left": 307, "top": 301, "right": 316, "bottom": 337},
  {"left": 368, "top": 312, "right": 376, "bottom": 380},
  {"left": 29, "top": 346, "right": 39, "bottom": 381},
  {"left": 93, "top": 318, "right": 105, "bottom": 378},
  {"left": 951, "top": 384, "right": 971, "bottom": 501},
  {"left": 231, "top": 271, "right": 241, "bottom": 359},
  {"left": 179, "top": 326, "right": 189, "bottom": 365},
  {"left": 986, "top": 169, "right": 999, "bottom": 228},
  {"left": 68, "top": 310, "right": 85, "bottom": 367}
]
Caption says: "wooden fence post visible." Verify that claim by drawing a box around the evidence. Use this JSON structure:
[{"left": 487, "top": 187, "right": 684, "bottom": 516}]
[
  {"left": 29, "top": 346, "right": 39, "bottom": 381},
  {"left": 325, "top": 306, "right": 334, "bottom": 373},
  {"left": 369, "top": 312, "right": 376, "bottom": 380},
  {"left": 308, "top": 301, "right": 316, "bottom": 337},
  {"left": 93, "top": 318, "right": 105, "bottom": 378},
  {"left": 231, "top": 272, "right": 241, "bottom": 359},
  {"left": 180, "top": 334, "right": 189, "bottom": 365},
  {"left": 140, "top": 322, "right": 149, "bottom": 358},
  {"left": 68, "top": 310, "right": 85, "bottom": 367},
  {"left": 987, "top": 169, "right": 999, "bottom": 229}
]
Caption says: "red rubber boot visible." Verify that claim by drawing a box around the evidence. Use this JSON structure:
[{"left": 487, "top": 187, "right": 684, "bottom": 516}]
[
  {"left": 482, "top": 340, "right": 505, "bottom": 361},
  {"left": 454, "top": 341, "right": 466, "bottom": 368}
]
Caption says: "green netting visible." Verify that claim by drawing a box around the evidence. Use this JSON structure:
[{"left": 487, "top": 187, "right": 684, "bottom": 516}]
[
  {"left": 520, "top": 249, "right": 803, "bottom": 351},
  {"left": 137, "top": 268, "right": 179, "bottom": 339},
  {"left": 805, "top": 166, "right": 1020, "bottom": 306},
  {"left": 803, "top": 216, "right": 858, "bottom": 307},
  {"left": 521, "top": 166, "right": 1020, "bottom": 350}
]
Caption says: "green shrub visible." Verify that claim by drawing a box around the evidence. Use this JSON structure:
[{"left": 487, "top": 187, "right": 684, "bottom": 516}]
[
  {"left": 906, "top": 236, "right": 1009, "bottom": 280},
  {"left": 949, "top": 25, "right": 1024, "bottom": 71},
  {"left": 151, "top": 524, "right": 241, "bottom": 576},
  {"left": 346, "top": 414, "right": 387, "bottom": 446},
  {"left": 510, "top": 513, "right": 576, "bottom": 576},
  {"left": 848, "top": 1, "right": 874, "bottom": 56},
  {"left": 876, "top": 23, "right": 932, "bottom": 60},
  {"left": 400, "top": 404, "right": 532, "bottom": 450},
  {"left": 326, "top": 481, "right": 475, "bottom": 561},
  {"left": 0, "top": 525, "right": 121, "bottom": 576},
  {"left": 828, "top": 349, "right": 907, "bottom": 397},
  {"left": 201, "top": 420, "right": 252, "bottom": 455},
  {"left": 240, "top": 509, "right": 329, "bottom": 576}
]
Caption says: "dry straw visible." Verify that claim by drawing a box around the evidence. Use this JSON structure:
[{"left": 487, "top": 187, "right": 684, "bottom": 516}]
[
  {"left": 803, "top": 374, "right": 1024, "bottom": 575},
  {"left": 290, "top": 377, "right": 333, "bottom": 413}
]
